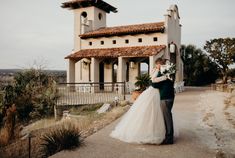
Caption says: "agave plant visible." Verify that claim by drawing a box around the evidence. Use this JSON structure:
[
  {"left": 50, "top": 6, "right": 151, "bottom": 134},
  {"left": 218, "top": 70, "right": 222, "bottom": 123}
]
[
  {"left": 40, "top": 123, "right": 83, "bottom": 157},
  {"left": 134, "top": 73, "right": 151, "bottom": 91}
]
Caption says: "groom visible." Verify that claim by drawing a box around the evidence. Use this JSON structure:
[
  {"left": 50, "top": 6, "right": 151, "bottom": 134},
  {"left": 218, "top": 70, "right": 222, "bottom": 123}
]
[{"left": 151, "top": 58, "right": 175, "bottom": 145}]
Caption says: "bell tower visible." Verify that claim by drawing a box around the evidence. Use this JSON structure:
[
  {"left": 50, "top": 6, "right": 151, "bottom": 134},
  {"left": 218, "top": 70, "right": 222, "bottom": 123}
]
[{"left": 62, "top": 0, "right": 117, "bottom": 51}]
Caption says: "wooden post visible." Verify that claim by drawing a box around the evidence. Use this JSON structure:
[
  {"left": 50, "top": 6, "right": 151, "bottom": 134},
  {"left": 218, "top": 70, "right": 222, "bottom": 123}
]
[
  {"left": 54, "top": 104, "right": 57, "bottom": 120},
  {"left": 28, "top": 135, "right": 31, "bottom": 158},
  {"left": 123, "top": 81, "right": 126, "bottom": 100}
]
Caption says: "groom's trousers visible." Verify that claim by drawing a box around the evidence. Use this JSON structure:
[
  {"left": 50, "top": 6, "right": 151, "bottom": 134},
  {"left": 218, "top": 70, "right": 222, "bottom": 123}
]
[{"left": 160, "top": 99, "right": 174, "bottom": 142}]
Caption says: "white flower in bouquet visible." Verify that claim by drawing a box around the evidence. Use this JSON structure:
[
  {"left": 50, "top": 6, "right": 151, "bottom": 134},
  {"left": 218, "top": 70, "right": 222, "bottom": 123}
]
[{"left": 160, "top": 61, "right": 176, "bottom": 81}]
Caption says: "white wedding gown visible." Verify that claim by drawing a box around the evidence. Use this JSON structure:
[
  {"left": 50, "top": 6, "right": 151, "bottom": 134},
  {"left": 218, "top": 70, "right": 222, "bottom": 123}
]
[{"left": 110, "top": 85, "right": 166, "bottom": 144}]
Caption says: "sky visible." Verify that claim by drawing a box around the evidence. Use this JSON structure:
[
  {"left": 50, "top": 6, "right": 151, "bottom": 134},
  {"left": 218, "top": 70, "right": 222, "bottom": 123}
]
[{"left": 0, "top": 0, "right": 235, "bottom": 70}]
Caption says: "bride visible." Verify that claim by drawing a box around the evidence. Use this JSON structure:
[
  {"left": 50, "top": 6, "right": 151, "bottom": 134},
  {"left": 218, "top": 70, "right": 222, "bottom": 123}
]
[{"left": 110, "top": 59, "right": 169, "bottom": 144}]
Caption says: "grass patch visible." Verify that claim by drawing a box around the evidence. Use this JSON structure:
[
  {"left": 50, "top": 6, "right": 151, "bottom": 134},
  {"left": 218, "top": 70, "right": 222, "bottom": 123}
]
[
  {"left": 0, "top": 103, "right": 130, "bottom": 158},
  {"left": 69, "top": 103, "right": 104, "bottom": 115}
]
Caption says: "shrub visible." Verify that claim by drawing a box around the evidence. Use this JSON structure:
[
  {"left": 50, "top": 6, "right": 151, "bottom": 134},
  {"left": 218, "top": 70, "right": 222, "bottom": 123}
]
[
  {"left": 134, "top": 73, "right": 151, "bottom": 91},
  {"left": 0, "top": 104, "right": 17, "bottom": 146},
  {"left": 40, "top": 123, "right": 83, "bottom": 157},
  {"left": 3, "top": 69, "right": 58, "bottom": 121}
]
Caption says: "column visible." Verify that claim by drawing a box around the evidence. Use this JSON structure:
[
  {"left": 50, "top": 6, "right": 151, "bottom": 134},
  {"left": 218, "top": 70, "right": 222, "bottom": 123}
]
[
  {"left": 91, "top": 58, "right": 99, "bottom": 82},
  {"left": 91, "top": 58, "right": 99, "bottom": 93},
  {"left": 118, "top": 57, "right": 127, "bottom": 82},
  {"left": 67, "top": 59, "right": 75, "bottom": 83},
  {"left": 149, "top": 56, "right": 155, "bottom": 75},
  {"left": 117, "top": 57, "right": 126, "bottom": 94}
]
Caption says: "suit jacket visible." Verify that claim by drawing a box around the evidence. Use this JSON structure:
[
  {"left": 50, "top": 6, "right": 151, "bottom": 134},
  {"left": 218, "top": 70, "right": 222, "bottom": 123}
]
[{"left": 151, "top": 71, "right": 175, "bottom": 100}]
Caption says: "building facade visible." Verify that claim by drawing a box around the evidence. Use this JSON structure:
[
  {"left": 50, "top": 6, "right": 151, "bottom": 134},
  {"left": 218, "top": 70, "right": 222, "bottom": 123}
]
[{"left": 62, "top": 0, "right": 183, "bottom": 90}]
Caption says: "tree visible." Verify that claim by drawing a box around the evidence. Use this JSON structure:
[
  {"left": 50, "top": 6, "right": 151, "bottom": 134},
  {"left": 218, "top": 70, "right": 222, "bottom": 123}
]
[
  {"left": 2, "top": 69, "right": 58, "bottom": 121},
  {"left": 181, "top": 45, "right": 219, "bottom": 86},
  {"left": 204, "top": 38, "right": 235, "bottom": 83}
]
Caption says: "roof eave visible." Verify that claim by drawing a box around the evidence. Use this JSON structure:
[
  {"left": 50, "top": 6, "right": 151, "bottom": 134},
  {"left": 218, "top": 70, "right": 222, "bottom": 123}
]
[
  {"left": 65, "top": 45, "right": 166, "bottom": 59},
  {"left": 61, "top": 0, "right": 117, "bottom": 13}
]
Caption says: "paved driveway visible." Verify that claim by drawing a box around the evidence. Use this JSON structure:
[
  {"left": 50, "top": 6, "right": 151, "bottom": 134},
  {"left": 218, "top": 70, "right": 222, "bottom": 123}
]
[{"left": 51, "top": 88, "right": 235, "bottom": 158}]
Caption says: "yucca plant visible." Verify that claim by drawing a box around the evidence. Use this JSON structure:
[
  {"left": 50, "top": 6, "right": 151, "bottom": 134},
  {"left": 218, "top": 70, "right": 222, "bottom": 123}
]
[
  {"left": 40, "top": 123, "right": 83, "bottom": 157},
  {"left": 134, "top": 73, "right": 151, "bottom": 91}
]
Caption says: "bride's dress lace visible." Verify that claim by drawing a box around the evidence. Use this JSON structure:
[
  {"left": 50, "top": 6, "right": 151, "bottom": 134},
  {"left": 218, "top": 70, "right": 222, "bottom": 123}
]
[{"left": 110, "top": 81, "right": 166, "bottom": 144}]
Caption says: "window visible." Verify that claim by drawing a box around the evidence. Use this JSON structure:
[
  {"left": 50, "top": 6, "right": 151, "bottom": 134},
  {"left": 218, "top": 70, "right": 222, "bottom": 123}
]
[
  {"left": 89, "top": 42, "right": 92, "bottom": 46},
  {"left": 125, "top": 39, "right": 129, "bottom": 44},
  {"left": 98, "top": 13, "right": 102, "bottom": 20},
  {"left": 153, "top": 37, "right": 158, "bottom": 42},
  {"left": 81, "top": 12, "right": 87, "bottom": 18},
  {"left": 101, "top": 41, "right": 104, "bottom": 45},
  {"left": 81, "top": 12, "right": 88, "bottom": 24},
  {"left": 113, "top": 40, "right": 116, "bottom": 44},
  {"left": 138, "top": 38, "right": 142, "bottom": 43}
]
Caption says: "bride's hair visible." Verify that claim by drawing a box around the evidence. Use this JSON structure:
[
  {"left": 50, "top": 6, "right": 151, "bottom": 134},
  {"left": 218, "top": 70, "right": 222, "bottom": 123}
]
[{"left": 155, "top": 58, "right": 165, "bottom": 65}]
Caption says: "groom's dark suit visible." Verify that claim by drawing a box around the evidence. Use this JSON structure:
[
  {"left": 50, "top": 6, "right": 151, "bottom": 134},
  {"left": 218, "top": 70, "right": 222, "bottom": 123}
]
[{"left": 152, "top": 71, "right": 175, "bottom": 144}]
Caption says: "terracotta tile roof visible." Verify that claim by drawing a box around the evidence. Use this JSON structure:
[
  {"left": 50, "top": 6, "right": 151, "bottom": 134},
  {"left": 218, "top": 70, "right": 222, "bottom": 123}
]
[
  {"left": 65, "top": 45, "right": 166, "bottom": 60},
  {"left": 80, "top": 22, "right": 165, "bottom": 39},
  {"left": 61, "top": 0, "right": 117, "bottom": 13}
]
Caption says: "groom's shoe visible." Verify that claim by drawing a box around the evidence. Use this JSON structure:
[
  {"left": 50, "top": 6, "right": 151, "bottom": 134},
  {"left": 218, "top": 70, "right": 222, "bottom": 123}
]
[{"left": 161, "top": 139, "right": 174, "bottom": 145}]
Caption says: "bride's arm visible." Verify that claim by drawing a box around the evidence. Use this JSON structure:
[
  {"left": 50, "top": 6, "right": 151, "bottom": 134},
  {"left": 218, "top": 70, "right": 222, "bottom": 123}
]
[
  {"left": 151, "top": 69, "right": 168, "bottom": 83},
  {"left": 150, "top": 69, "right": 157, "bottom": 81}
]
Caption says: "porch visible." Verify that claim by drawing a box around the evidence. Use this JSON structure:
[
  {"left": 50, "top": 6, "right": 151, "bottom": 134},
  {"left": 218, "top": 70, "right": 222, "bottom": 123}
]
[{"left": 65, "top": 45, "right": 167, "bottom": 86}]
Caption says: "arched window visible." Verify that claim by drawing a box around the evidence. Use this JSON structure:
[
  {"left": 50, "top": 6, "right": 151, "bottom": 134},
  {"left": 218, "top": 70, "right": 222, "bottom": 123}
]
[
  {"left": 140, "top": 63, "right": 148, "bottom": 75},
  {"left": 81, "top": 12, "right": 87, "bottom": 18},
  {"left": 81, "top": 11, "right": 88, "bottom": 24},
  {"left": 98, "top": 13, "right": 102, "bottom": 20}
]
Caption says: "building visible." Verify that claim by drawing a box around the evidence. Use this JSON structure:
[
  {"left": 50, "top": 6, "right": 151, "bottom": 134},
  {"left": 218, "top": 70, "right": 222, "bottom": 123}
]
[{"left": 62, "top": 0, "right": 183, "bottom": 91}]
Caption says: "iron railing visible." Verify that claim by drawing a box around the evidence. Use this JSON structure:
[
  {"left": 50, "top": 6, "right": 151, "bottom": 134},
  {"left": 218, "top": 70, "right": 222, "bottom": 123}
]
[{"left": 56, "top": 82, "right": 126, "bottom": 106}]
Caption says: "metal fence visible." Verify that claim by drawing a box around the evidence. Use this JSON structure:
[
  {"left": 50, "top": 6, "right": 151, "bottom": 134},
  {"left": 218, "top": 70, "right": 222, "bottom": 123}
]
[{"left": 56, "top": 82, "right": 126, "bottom": 106}]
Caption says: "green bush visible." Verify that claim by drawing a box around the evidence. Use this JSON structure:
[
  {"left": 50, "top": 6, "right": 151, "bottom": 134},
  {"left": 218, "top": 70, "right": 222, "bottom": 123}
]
[
  {"left": 3, "top": 69, "right": 58, "bottom": 121},
  {"left": 40, "top": 123, "right": 83, "bottom": 157},
  {"left": 0, "top": 91, "right": 3, "bottom": 127},
  {"left": 135, "top": 73, "right": 151, "bottom": 91}
]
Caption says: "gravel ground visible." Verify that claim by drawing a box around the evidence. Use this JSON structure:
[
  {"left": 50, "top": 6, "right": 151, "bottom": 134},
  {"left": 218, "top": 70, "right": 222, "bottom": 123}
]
[{"left": 51, "top": 87, "right": 235, "bottom": 158}]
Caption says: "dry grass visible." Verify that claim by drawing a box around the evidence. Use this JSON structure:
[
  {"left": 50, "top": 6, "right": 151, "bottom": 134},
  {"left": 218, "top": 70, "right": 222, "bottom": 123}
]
[
  {"left": 0, "top": 128, "right": 9, "bottom": 147},
  {"left": 0, "top": 104, "right": 130, "bottom": 158}
]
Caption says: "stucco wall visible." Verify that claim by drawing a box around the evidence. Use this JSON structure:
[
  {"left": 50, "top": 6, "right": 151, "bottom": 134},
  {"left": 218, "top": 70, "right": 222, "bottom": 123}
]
[
  {"left": 73, "top": 7, "right": 107, "bottom": 51},
  {"left": 81, "top": 33, "right": 167, "bottom": 49},
  {"left": 129, "top": 63, "right": 140, "bottom": 84},
  {"left": 104, "top": 64, "right": 113, "bottom": 82},
  {"left": 165, "top": 5, "right": 183, "bottom": 82}
]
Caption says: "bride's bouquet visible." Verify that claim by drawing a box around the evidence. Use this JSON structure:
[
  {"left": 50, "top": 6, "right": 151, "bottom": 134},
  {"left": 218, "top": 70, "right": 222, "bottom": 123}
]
[{"left": 160, "top": 62, "right": 176, "bottom": 80}]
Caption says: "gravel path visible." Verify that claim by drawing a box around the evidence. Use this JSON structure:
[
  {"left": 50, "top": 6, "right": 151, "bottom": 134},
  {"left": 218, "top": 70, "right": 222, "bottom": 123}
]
[{"left": 51, "top": 88, "right": 235, "bottom": 158}]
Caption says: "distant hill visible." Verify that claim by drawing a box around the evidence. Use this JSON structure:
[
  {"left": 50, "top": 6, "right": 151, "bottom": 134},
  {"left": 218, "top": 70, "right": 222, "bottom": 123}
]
[
  {"left": 0, "top": 69, "right": 67, "bottom": 84},
  {"left": 0, "top": 69, "right": 21, "bottom": 74},
  {"left": 0, "top": 69, "right": 66, "bottom": 75}
]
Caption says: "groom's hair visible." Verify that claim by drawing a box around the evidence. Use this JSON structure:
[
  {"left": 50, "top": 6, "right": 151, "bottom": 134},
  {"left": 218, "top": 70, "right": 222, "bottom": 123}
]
[{"left": 155, "top": 58, "right": 165, "bottom": 65}]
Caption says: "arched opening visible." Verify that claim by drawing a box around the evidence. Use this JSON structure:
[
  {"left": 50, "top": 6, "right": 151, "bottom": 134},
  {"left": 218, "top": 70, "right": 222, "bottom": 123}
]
[
  {"left": 113, "top": 64, "right": 118, "bottom": 83},
  {"left": 140, "top": 63, "right": 149, "bottom": 75},
  {"left": 81, "top": 11, "right": 87, "bottom": 18},
  {"left": 99, "top": 62, "right": 104, "bottom": 90},
  {"left": 126, "top": 62, "right": 129, "bottom": 82},
  {"left": 98, "top": 13, "right": 102, "bottom": 20},
  {"left": 81, "top": 11, "right": 88, "bottom": 24}
]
